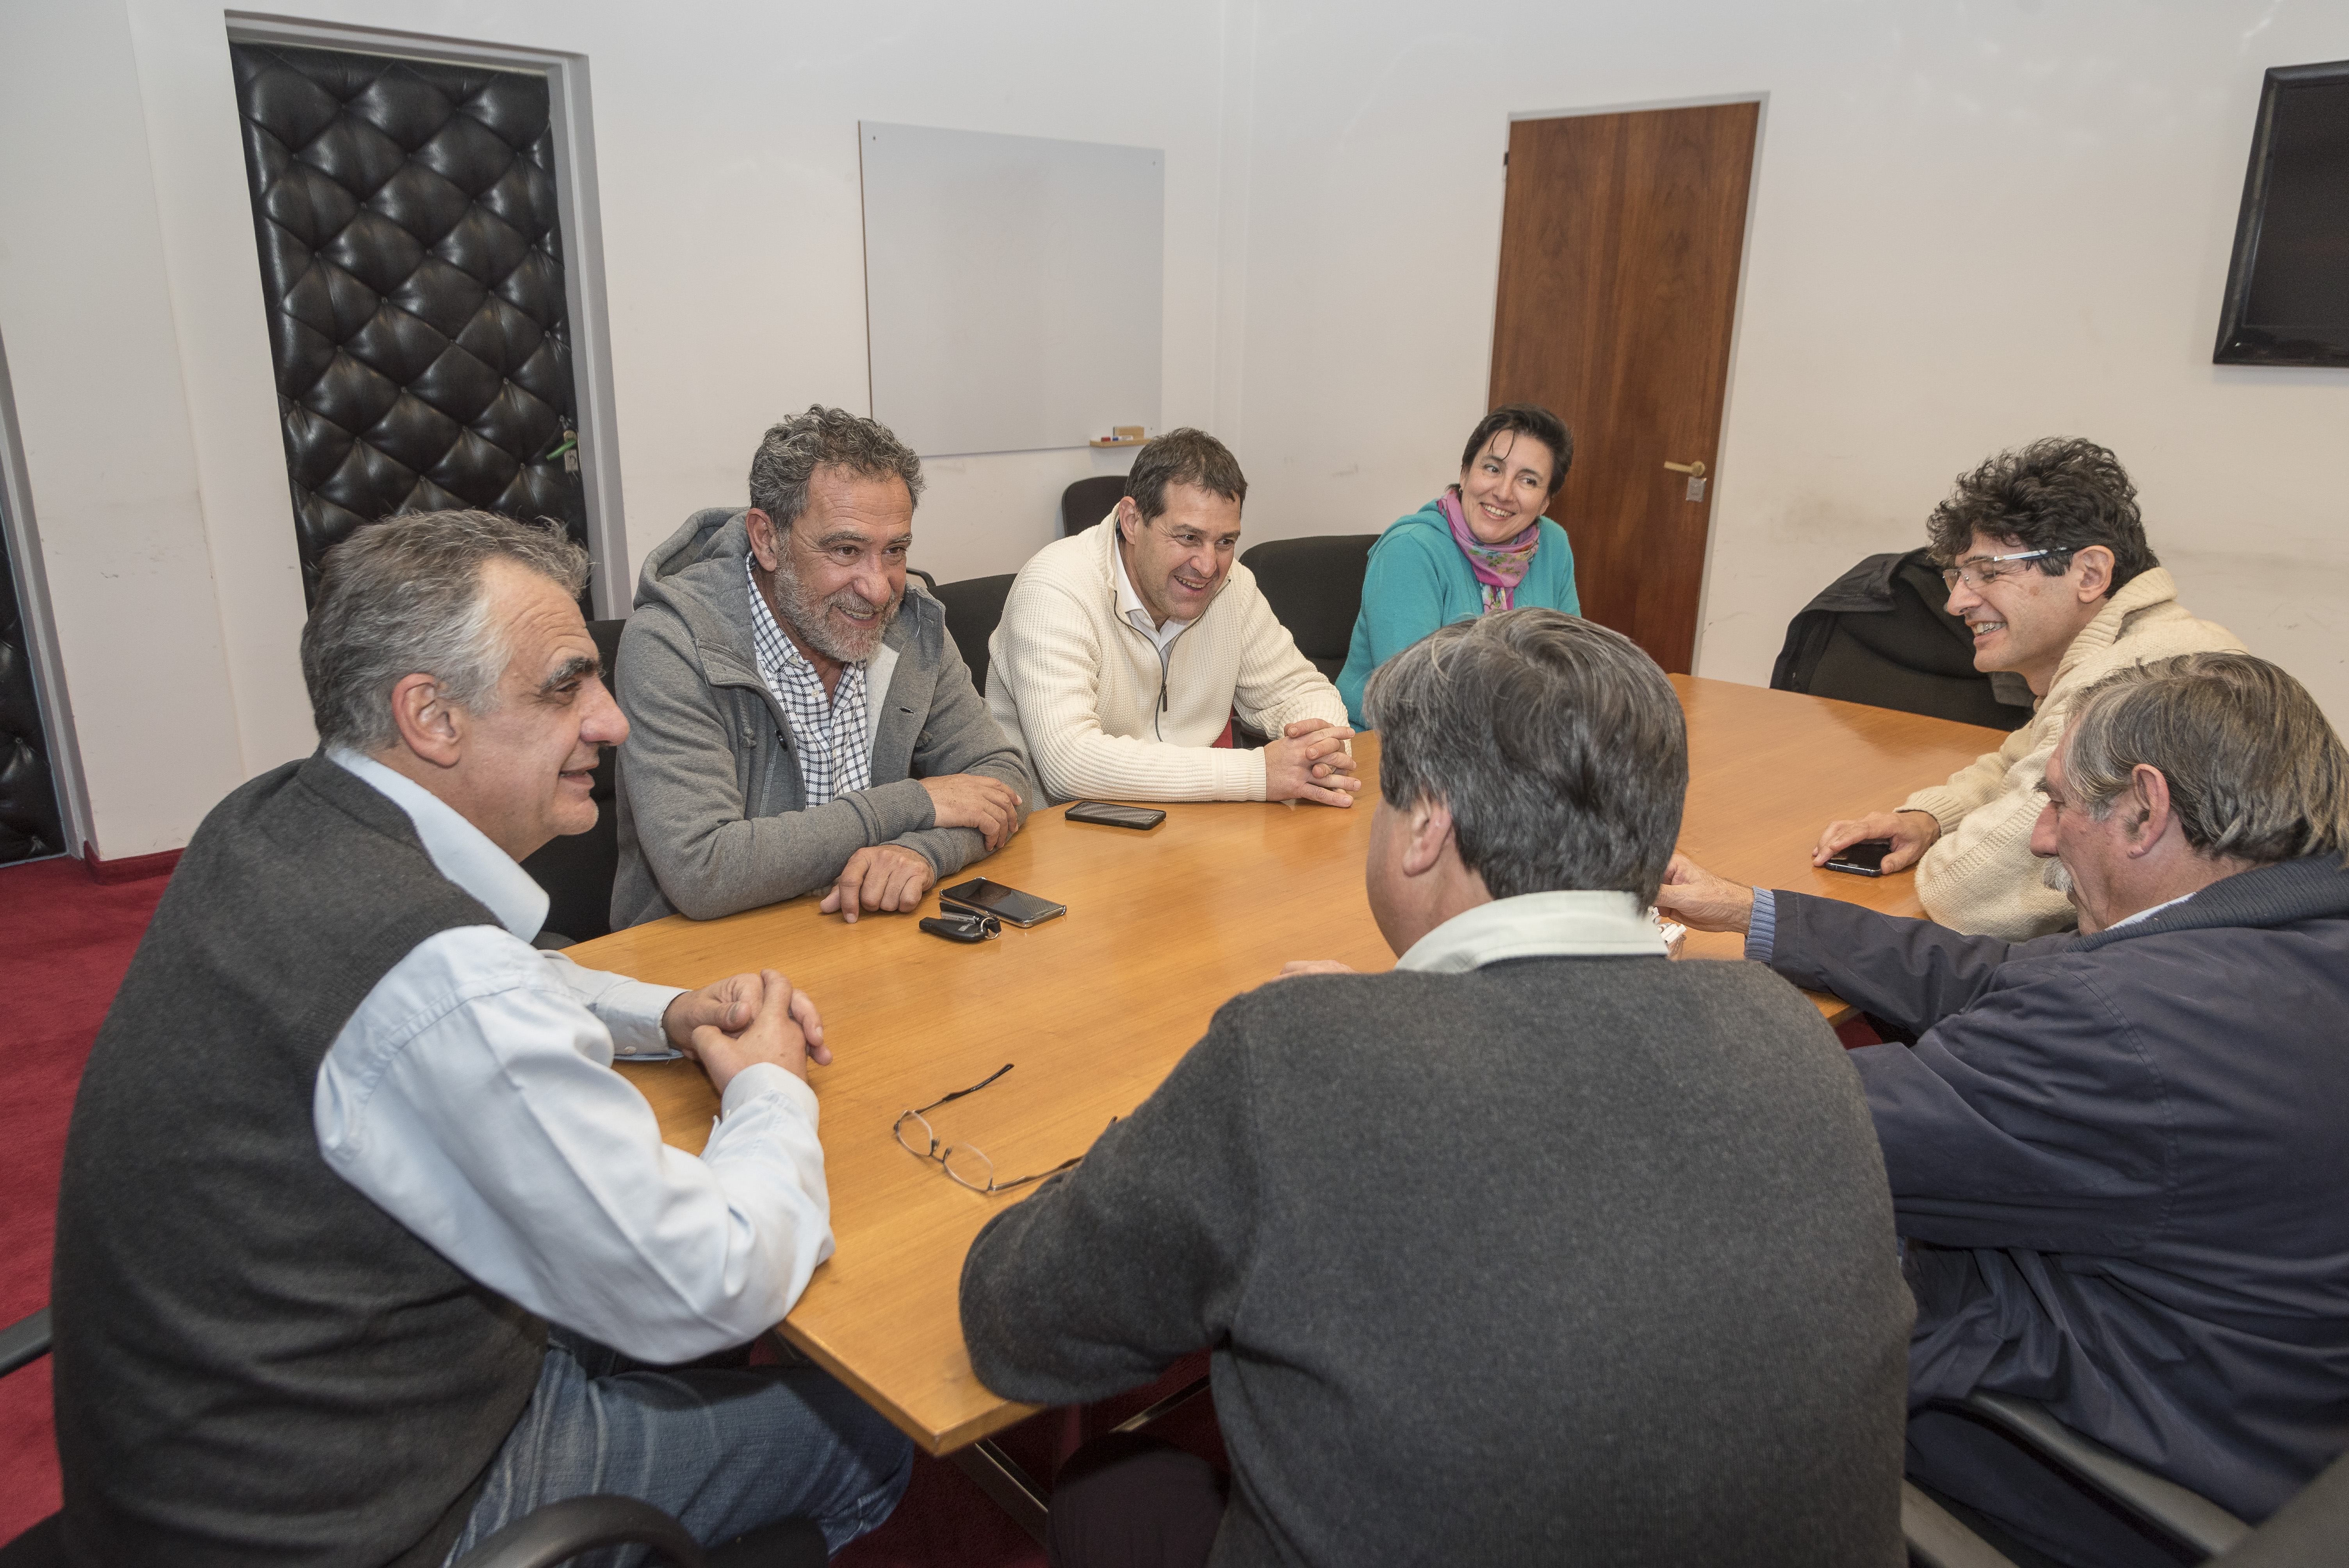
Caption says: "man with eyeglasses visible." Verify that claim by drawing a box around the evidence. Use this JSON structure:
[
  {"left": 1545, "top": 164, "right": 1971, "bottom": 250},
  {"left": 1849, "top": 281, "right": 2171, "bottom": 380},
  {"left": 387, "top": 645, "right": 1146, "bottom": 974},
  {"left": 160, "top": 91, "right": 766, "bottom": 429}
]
[
  {"left": 961, "top": 610, "right": 1914, "bottom": 1568},
  {"left": 613, "top": 406, "right": 1030, "bottom": 929},
  {"left": 1813, "top": 437, "right": 2242, "bottom": 939},
  {"left": 985, "top": 428, "right": 1358, "bottom": 807}
]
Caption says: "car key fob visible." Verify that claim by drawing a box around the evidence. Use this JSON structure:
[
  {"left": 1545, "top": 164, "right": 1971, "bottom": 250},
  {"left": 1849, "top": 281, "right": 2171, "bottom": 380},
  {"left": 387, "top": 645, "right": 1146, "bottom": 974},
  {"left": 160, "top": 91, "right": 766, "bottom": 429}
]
[{"left": 920, "top": 911, "right": 1000, "bottom": 943}]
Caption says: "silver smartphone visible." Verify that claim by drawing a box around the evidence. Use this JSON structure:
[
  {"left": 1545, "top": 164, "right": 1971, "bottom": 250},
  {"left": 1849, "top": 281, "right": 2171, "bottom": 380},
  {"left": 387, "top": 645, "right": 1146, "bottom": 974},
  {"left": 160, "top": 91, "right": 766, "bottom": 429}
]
[{"left": 938, "top": 877, "right": 1068, "bottom": 927}]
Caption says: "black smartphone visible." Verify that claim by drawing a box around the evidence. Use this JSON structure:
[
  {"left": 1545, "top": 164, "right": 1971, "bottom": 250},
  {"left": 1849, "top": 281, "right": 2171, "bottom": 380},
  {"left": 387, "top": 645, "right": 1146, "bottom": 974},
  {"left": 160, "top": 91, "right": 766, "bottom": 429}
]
[
  {"left": 939, "top": 877, "right": 1068, "bottom": 927},
  {"left": 1824, "top": 838, "right": 1894, "bottom": 877},
  {"left": 1065, "top": 800, "right": 1167, "bottom": 831}
]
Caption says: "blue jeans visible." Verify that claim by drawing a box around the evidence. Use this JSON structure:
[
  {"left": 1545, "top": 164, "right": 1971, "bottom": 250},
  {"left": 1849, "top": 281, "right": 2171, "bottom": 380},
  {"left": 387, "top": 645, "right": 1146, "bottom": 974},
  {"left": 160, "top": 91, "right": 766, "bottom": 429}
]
[{"left": 444, "top": 1330, "right": 914, "bottom": 1566}]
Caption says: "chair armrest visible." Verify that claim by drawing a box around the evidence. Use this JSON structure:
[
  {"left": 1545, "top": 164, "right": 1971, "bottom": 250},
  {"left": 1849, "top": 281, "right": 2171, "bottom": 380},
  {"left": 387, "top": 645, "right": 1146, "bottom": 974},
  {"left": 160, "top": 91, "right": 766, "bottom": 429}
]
[
  {"left": 0, "top": 1308, "right": 52, "bottom": 1378},
  {"left": 2214, "top": 1444, "right": 2349, "bottom": 1567},
  {"left": 1901, "top": 1480, "right": 2018, "bottom": 1568},
  {"left": 1958, "top": 1392, "right": 2249, "bottom": 1559},
  {"left": 450, "top": 1495, "right": 702, "bottom": 1568}
]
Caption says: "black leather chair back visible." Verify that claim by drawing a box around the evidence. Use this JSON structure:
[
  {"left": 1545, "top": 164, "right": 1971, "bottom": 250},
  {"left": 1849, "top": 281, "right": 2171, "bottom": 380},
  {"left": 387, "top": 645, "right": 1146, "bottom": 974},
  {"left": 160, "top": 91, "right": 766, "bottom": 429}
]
[
  {"left": 520, "top": 618, "right": 625, "bottom": 945},
  {"left": 1237, "top": 535, "right": 1378, "bottom": 680},
  {"left": 1060, "top": 476, "right": 1128, "bottom": 538},
  {"left": 1772, "top": 550, "right": 2033, "bottom": 730},
  {"left": 928, "top": 576, "right": 1018, "bottom": 696}
]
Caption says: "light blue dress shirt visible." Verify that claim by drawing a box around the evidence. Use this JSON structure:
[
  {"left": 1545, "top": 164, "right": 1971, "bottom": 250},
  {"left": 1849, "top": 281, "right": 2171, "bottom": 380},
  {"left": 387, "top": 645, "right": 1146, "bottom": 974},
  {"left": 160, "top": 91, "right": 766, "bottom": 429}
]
[{"left": 312, "top": 748, "right": 833, "bottom": 1362}]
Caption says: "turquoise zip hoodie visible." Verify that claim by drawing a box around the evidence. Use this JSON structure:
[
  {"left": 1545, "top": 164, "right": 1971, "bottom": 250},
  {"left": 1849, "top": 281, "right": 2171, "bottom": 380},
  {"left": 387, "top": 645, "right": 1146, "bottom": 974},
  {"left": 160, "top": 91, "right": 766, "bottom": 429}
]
[{"left": 1335, "top": 500, "right": 1580, "bottom": 725}]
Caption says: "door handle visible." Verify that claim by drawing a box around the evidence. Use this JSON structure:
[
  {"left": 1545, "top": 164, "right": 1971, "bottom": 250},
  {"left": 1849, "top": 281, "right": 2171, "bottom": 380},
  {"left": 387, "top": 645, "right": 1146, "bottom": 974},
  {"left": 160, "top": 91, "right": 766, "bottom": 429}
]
[{"left": 1663, "top": 460, "right": 1707, "bottom": 478}]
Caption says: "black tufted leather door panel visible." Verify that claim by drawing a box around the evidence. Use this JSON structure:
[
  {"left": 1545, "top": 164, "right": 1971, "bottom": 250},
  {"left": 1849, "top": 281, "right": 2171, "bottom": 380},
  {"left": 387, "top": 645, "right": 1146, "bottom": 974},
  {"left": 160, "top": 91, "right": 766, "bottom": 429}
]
[
  {"left": 1, "top": 499, "right": 67, "bottom": 865},
  {"left": 232, "top": 43, "right": 592, "bottom": 606}
]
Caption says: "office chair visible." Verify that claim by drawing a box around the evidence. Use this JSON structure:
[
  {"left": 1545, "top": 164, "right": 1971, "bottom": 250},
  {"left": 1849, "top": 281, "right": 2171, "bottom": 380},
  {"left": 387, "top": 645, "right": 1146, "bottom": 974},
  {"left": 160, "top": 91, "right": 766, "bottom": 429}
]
[
  {"left": 1772, "top": 549, "right": 2035, "bottom": 730},
  {"left": 1060, "top": 475, "right": 1127, "bottom": 538},
  {"left": 1898, "top": 1390, "right": 2349, "bottom": 1568},
  {"left": 0, "top": 1306, "right": 824, "bottom": 1568},
  {"left": 520, "top": 617, "right": 627, "bottom": 947},
  {"left": 1236, "top": 535, "right": 1378, "bottom": 680},
  {"left": 928, "top": 574, "right": 1018, "bottom": 695}
]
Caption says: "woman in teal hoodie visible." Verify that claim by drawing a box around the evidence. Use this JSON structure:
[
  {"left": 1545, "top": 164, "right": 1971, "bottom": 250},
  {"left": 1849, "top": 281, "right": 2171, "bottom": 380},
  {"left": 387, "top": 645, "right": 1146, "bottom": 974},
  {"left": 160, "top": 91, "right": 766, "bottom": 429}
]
[{"left": 1337, "top": 404, "right": 1579, "bottom": 724}]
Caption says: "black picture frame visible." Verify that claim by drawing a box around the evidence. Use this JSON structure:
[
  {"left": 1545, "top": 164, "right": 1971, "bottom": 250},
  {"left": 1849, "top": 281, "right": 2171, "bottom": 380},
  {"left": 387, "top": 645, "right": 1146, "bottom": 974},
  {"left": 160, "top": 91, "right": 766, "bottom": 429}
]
[{"left": 2213, "top": 59, "right": 2349, "bottom": 367}]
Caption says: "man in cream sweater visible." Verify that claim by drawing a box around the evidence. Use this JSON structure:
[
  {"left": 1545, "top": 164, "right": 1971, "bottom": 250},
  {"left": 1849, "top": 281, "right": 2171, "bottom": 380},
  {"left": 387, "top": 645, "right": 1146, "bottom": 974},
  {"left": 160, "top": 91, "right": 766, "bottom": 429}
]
[
  {"left": 987, "top": 428, "right": 1359, "bottom": 806},
  {"left": 1815, "top": 438, "right": 2243, "bottom": 939}
]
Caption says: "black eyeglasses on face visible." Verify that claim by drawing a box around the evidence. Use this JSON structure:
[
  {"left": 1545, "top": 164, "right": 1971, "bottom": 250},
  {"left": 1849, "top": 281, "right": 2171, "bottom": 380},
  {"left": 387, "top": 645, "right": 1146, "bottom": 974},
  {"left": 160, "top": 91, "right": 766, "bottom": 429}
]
[{"left": 893, "top": 1064, "right": 1084, "bottom": 1196}]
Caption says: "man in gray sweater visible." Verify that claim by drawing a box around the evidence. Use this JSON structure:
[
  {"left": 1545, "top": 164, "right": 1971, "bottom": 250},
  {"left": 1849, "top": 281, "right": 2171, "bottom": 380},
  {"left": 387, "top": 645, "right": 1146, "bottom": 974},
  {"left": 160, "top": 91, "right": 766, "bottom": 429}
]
[
  {"left": 958, "top": 609, "right": 1916, "bottom": 1567},
  {"left": 613, "top": 406, "right": 1029, "bottom": 928}
]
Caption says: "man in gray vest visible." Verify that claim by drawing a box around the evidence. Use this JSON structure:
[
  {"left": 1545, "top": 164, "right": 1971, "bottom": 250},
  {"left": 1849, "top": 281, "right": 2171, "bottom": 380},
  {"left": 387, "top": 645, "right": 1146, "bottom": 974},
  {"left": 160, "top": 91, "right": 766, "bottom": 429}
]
[
  {"left": 959, "top": 609, "right": 1915, "bottom": 1567},
  {"left": 51, "top": 512, "right": 910, "bottom": 1567}
]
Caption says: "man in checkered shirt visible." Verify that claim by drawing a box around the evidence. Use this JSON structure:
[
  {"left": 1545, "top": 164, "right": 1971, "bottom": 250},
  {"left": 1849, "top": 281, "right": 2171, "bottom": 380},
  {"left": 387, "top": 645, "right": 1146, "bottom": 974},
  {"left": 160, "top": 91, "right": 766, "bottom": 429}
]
[{"left": 612, "top": 407, "right": 1030, "bottom": 928}]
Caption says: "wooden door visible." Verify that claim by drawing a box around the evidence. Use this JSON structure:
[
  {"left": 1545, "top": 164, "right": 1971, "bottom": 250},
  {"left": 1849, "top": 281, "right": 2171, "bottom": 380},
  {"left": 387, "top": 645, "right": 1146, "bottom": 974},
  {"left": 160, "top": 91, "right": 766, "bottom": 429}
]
[{"left": 1490, "top": 102, "right": 1759, "bottom": 674}]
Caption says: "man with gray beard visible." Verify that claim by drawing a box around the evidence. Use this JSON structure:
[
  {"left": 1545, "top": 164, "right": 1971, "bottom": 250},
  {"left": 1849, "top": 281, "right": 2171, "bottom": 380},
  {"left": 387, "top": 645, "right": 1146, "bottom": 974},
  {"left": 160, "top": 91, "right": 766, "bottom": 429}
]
[{"left": 613, "top": 406, "right": 1030, "bottom": 928}]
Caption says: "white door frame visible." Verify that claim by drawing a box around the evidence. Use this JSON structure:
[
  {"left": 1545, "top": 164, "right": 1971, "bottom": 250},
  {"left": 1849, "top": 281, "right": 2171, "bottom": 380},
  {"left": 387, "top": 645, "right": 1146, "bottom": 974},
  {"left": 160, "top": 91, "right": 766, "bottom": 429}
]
[
  {"left": 224, "top": 12, "right": 632, "bottom": 617},
  {"left": 0, "top": 330, "right": 96, "bottom": 857}
]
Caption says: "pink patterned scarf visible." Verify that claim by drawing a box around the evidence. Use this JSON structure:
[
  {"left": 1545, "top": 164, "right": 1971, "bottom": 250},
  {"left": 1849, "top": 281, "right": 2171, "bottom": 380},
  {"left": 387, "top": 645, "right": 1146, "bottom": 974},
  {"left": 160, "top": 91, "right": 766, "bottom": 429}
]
[{"left": 1438, "top": 488, "right": 1540, "bottom": 614}]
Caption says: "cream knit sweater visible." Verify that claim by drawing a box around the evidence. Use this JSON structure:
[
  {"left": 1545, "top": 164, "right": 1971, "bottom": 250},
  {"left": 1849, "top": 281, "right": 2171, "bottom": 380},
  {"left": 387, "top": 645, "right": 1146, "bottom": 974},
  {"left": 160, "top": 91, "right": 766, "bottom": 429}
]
[
  {"left": 986, "top": 519, "right": 1348, "bottom": 804},
  {"left": 1904, "top": 567, "right": 2244, "bottom": 939}
]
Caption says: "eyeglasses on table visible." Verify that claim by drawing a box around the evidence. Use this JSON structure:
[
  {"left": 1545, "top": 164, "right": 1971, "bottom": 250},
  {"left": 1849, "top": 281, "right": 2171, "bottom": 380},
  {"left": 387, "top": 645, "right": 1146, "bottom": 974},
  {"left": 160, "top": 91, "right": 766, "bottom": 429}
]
[{"left": 894, "top": 1063, "right": 1087, "bottom": 1196}]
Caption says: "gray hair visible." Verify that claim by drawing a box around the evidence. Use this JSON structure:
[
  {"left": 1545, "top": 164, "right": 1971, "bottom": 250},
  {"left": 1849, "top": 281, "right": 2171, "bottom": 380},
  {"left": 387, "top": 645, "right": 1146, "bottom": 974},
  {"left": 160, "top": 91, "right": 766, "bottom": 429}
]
[
  {"left": 2059, "top": 652, "right": 2349, "bottom": 867},
  {"left": 301, "top": 510, "right": 590, "bottom": 752},
  {"left": 747, "top": 406, "right": 925, "bottom": 533},
  {"left": 1365, "top": 608, "right": 1686, "bottom": 903}
]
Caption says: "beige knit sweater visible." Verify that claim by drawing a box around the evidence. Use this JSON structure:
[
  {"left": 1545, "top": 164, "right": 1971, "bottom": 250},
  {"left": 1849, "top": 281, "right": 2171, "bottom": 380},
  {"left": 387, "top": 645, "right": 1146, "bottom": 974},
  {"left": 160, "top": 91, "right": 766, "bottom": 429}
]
[
  {"left": 1904, "top": 567, "right": 2245, "bottom": 939},
  {"left": 986, "top": 519, "right": 1348, "bottom": 804}
]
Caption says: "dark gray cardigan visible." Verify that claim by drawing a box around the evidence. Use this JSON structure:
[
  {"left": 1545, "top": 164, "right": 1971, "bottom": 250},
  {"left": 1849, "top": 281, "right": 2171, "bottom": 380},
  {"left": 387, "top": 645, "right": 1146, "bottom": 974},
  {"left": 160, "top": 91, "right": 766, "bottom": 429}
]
[{"left": 961, "top": 955, "right": 1913, "bottom": 1567}]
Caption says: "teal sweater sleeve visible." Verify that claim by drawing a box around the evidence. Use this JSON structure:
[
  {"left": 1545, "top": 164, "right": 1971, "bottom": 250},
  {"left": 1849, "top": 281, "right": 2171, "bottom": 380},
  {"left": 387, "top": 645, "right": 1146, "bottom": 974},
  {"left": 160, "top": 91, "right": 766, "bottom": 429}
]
[{"left": 1337, "top": 512, "right": 1579, "bottom": 726}]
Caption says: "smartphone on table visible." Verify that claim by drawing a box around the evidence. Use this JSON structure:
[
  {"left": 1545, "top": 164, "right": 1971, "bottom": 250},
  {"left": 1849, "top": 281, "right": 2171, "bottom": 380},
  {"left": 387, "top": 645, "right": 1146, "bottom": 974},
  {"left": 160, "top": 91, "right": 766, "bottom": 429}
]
[
  {"left": 1064, "top": 800, "right": 1167, "bottom": 830},
  {"left": 1823, "top": 838, "right": 1895, "bottom": 877},
  {"left": 939, "top": 877, "right": 1068, "bottom": 927}
]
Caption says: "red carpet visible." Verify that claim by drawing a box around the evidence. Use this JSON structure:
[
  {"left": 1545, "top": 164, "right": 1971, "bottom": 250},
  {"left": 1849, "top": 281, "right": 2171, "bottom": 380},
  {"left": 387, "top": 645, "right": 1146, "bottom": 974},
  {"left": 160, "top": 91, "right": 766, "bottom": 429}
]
[
  {"left": 0, "top": 853, "right": 1223, "bottom": 1559},
  {"left": 0, "top": 855, "right": 171, "bottom": 1544}
]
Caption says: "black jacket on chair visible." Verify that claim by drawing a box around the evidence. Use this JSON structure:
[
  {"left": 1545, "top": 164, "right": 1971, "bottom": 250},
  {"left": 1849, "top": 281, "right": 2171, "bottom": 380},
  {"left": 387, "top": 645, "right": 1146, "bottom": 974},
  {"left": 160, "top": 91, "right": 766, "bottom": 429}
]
[{"left": 1772, "top": 549, "right": 2034, "bottom": 730}]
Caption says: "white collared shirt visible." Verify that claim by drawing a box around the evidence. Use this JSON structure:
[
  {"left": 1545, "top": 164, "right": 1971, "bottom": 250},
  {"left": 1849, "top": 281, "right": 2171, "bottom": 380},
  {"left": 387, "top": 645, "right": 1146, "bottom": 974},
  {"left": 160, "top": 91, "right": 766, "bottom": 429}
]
[
  {"left": 2103, "top": 890, "right": 2196, "bottom": 932},
  {"left": 311, "top": 748, "right": 834, "bottom": 1361},
  {"left": 1115, "top": 533, "right": 1195, "bottom": 659},
  {"left": 1396, "top": 890, "right": 1672, "bottom": 973}
]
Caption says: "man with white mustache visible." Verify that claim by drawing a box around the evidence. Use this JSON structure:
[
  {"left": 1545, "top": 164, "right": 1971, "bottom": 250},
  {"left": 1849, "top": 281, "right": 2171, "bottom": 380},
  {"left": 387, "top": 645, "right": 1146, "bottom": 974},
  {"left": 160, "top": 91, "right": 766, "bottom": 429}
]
[
  {"left": 1662, "top": 651, "right": 2349, "bottom": 1568},
  {"left": 1813, "top": 437, "right": 2240, "bottom": 939},
  {"left": 613, "top": 406, "right": 1030, "bottom": 927}
]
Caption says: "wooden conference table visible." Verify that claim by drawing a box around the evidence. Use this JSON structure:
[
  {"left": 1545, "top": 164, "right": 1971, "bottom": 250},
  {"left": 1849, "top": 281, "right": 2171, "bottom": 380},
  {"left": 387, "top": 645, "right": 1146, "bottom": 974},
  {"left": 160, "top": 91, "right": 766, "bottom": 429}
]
[{"left": 577, "top": 675, "right": 2003, "bottom": 1480}]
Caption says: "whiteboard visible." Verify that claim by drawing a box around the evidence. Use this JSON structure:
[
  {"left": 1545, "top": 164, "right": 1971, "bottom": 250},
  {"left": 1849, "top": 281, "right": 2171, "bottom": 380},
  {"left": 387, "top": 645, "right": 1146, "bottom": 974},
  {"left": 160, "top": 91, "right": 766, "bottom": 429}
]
[{"left": 860, "top": 122, "right": 1163, "bottom": 458}]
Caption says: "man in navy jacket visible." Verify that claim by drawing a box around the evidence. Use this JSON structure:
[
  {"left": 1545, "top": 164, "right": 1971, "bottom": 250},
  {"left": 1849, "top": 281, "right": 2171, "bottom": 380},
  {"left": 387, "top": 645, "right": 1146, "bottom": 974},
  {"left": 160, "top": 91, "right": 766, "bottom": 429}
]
[{"left": 1661, "top": 651, "right": 2349, "bottom": 1567}]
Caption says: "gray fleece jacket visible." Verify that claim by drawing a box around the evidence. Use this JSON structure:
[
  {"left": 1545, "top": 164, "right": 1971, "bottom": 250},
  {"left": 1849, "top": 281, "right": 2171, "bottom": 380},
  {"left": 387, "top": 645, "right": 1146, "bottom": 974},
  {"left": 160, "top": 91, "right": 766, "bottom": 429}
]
[{"left": 611, "top": 508, "right": 1030, "bottom": 928}]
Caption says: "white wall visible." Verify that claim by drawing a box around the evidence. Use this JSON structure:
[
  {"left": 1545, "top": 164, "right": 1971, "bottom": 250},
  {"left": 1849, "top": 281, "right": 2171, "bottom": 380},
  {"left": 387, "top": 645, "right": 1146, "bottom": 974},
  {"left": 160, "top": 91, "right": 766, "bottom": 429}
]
[
  {"left": 0, "top": 0, "right": 1250, "bottom": 852},
  {"left": 1234, "top": 0, "right": 2349, "bottom": 729},
  {"left": 6, "top": 0, "right": 2347, "bottom": 856},
  {"left": 0, "top": 1, "right": 248, "bottom": 858}
]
